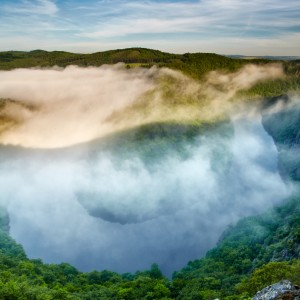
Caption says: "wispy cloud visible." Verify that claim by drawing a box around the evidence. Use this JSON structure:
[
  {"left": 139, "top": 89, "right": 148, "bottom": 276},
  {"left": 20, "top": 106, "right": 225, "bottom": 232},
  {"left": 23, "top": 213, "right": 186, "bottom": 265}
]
[
  {"left": 3, "top": 0, "right": 58, "bottom": 16},
  {"left": 73, "top": 0, "right": 300, "bottom": 43},
  {"left": 0, "top": 0, "right": 299, "bottom": 55},
  {"left": 79, "top": 17, "right": 206, "bottom": 38}
]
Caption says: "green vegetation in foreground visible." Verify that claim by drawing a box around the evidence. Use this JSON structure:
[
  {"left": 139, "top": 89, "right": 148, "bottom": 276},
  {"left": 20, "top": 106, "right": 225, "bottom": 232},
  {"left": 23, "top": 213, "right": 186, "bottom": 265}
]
[
  {"left": 0, "top": 48, "right": 299, "bottom": 99},
  {"left": 0, "top": 194, "right": 300, "bottom": 299}
]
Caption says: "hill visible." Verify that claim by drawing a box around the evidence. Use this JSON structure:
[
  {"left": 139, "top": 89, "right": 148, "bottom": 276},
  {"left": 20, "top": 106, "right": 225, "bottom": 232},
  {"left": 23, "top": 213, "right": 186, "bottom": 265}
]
[
  {"left": 0, "top": 48, "right": 299, "bottom": 100},
  {"left": 172, "top": 195, "right": 300, "bottom": 299}
]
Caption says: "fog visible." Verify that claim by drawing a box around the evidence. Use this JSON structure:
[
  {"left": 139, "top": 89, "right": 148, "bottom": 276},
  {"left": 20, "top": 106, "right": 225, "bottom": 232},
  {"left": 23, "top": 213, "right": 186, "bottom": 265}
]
[
  {"left": 0, "top": 64, "right": 293, "bottom": 276},
  {"left": 0, "top": 63, "right": 283, "bottom": 148}
]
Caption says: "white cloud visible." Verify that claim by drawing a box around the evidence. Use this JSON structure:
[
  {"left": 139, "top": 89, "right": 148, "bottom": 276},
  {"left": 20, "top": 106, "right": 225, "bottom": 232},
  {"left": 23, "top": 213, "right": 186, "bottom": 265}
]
[
  {"left": 79, "top": 17, "right": 206, "bottom": 38},
  {"left": 4, "top": 0, "right": 58, "bottom": 16},
  {"left": 0, "top": 0, "right": 299, "bottom": 55},
  {"left": 74, "top": 0, "right": 300, "bottom": 49}
]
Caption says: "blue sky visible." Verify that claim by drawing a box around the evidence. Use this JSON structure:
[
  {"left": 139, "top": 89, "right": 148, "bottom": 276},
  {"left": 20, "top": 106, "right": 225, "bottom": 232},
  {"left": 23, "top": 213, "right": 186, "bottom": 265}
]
[{"left": 0, "top": 0, "right": 299, "bottom": 55}]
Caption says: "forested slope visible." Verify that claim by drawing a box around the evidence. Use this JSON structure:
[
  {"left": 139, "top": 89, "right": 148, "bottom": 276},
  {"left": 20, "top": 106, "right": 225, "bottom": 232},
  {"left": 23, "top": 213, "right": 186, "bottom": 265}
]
[
  {"left": 0, "top": 48, "right": 299, "bottom": 100},
  {"left": 172, "top": 195, "right": 300, "bottom": 299}
]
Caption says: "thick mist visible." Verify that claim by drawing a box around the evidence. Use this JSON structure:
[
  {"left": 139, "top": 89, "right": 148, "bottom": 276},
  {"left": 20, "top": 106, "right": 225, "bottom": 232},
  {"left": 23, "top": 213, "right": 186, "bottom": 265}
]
[
  {"left": 0, "top": 115, "right": 290, "bottom": 276},
  {"left": 0, "top": 63, "right": 283, "bottom": 148},
  {"left": 0, "top": 64, "right": 293, "bottom": 276}
]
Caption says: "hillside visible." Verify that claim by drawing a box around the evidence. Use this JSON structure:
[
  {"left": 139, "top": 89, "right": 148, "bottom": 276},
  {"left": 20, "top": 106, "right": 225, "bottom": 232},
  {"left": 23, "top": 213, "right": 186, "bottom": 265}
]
[
  {"left": 0, "top": 49, "right": 299, "bottom": 104},
  {"left": 172, "top": 195, "right": 300, "bottom": 299},
  {"left": 0, "top": 48, "right": 247, "bottom": 72}
]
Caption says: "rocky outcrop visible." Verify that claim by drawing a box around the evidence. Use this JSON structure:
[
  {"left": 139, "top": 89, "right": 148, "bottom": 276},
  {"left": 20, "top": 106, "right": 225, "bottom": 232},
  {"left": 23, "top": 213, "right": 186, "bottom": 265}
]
[{"left": 252, "top": 280, "right": 300, "bottom": 300}]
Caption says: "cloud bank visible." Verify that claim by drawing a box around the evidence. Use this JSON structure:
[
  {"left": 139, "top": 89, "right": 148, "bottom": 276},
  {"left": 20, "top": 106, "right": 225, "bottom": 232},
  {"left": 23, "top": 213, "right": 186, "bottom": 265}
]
[{"left": 0, "top": 63, "right": 283, "bottom": 148}]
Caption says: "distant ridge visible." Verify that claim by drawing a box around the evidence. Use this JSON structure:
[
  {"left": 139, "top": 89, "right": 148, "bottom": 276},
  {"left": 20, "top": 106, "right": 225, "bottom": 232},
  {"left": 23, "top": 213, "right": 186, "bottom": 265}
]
[
  {"left": 227, "top": 54, "right": 300, "bottom": 61},
  {"left": 0, "top": 47, "right": 292, "bottom": 78},
  {"left": 0, "top": 47, "right": 299, "bottom": 100}
]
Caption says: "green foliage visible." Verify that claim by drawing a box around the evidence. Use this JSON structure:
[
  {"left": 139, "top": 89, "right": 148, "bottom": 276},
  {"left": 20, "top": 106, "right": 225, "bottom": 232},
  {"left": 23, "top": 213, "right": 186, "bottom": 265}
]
[
  {"left": 165, "top": 52, "right": 247, "bottom": 79},
  {"left": 172, "top": 196, "right": 300, "bottom": 298},
  {"left": 0, "top": 48, "right": 177, "bottom": 70},
  {"left": 0, "top": 207, "right": 172, "bottom": 299},
  {"left": 235, "top": 259, "right": 300, "bottom": 298},
  {"left": 238, "top": 77, "right": 300, "bottom": 98},
  {"left": 0, "top": 214, "right": 26, "bottom": 260}
]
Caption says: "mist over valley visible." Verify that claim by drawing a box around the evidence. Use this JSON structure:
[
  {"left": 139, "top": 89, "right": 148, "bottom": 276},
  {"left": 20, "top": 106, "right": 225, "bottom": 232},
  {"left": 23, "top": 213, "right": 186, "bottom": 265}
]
[
  {"left": 0, "top": 48, "right": 299, "bottom": 298},
  {"left": 0, "top": 62, "right": 297, "bottom": 276}
]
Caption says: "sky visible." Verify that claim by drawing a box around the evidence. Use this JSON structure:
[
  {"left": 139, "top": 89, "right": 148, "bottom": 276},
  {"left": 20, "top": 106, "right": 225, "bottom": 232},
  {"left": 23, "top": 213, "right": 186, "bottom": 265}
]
[{"left": 0, "top": 0, "right": 299, "bottom": 55}]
